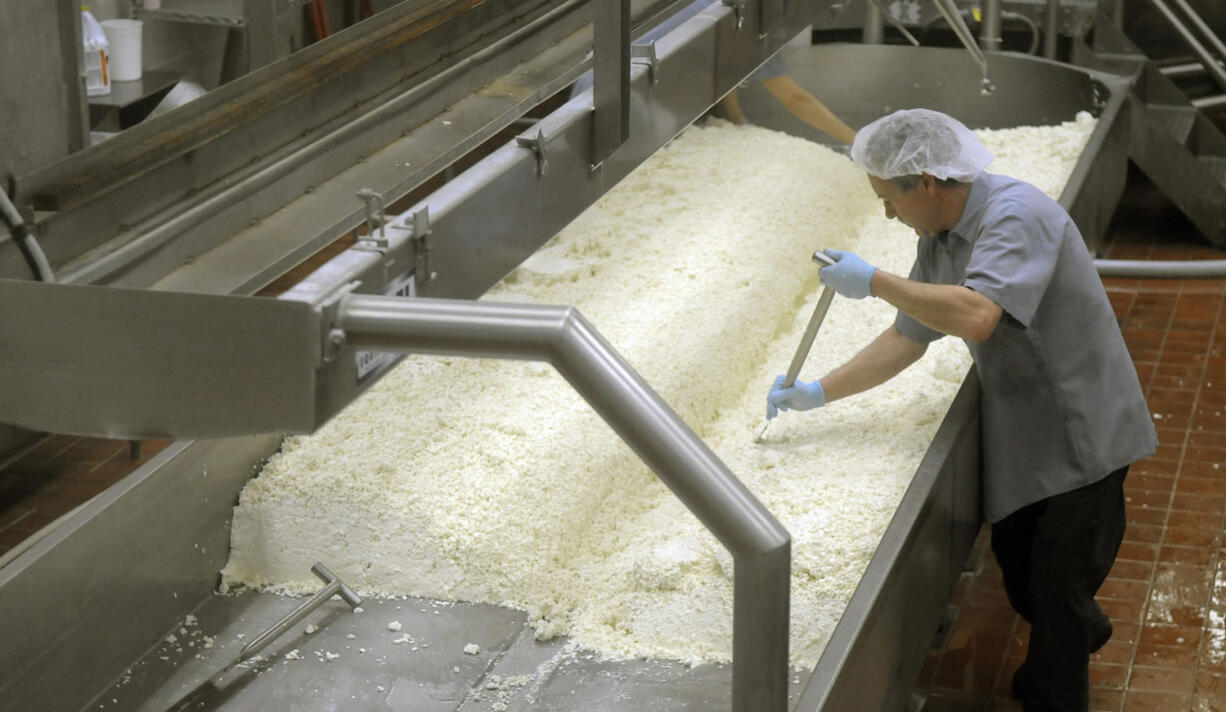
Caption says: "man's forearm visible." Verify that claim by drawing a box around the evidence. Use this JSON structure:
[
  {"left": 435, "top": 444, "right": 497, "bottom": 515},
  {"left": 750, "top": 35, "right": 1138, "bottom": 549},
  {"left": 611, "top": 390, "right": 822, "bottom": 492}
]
[
  {"left": 871, "top": 271, "right": 1002, "bottom": 343},
  {"left": 822, "top": 326, "right": 927, "bottom": 403}
]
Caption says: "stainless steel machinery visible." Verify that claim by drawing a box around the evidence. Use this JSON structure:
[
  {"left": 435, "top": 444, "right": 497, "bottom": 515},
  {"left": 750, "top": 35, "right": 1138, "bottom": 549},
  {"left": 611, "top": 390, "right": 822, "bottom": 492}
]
[{"left": 0, "top": 1, "right": 1132, "bottom": 710}]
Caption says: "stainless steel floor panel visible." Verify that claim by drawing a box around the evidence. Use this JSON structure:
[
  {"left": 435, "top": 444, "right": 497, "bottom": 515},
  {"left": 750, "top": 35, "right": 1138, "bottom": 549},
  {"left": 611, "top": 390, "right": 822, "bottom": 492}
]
[{"left": 95, "top": 591, "right": 807, "bottom": 711}]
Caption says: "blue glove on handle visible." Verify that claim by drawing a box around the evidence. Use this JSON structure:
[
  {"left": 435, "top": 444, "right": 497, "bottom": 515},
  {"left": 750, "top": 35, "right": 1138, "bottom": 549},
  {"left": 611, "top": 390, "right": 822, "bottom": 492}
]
[
  {"left": 819, "top": 249, "right": 877, "bottom": 300},
  {"left": 766, "top": 375, "right": 826, "bottom": 419}
]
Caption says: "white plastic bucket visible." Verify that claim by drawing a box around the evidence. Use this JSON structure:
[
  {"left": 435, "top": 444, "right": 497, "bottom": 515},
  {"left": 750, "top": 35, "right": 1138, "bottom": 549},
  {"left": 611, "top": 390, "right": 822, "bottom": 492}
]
[{"left": 101, "top": 19, "right": 142, "bottom": 81}]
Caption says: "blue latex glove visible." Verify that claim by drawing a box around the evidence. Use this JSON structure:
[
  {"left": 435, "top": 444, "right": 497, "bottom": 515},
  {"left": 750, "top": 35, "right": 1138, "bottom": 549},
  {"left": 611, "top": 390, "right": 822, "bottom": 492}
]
[
  {"left": 766, "top": 375, "right": 826, "bottom": 419},
  {"left": 819, "top": 249, "right": 877, "bottom": 300}
]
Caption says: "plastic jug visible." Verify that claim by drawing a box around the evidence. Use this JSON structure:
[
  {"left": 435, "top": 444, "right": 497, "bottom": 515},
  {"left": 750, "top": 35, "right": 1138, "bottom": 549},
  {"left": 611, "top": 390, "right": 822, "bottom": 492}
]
[{"left": 81, "top": 5, "right": 110, "bottom": 96}]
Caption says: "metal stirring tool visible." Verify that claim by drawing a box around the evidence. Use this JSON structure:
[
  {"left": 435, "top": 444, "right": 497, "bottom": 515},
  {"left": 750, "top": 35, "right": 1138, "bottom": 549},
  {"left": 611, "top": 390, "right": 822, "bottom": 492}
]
[
  {"left": 166, "top": 562, "right": 361, "bottom": 711},
  {"left": 756, "top": 249, "right": 838, "bottom": 443}
]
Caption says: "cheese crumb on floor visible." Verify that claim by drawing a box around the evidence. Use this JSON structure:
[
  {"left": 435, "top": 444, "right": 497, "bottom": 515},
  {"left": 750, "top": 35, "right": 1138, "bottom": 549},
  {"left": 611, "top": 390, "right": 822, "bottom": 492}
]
[{"left": 221, "top": 114, "right": 1097, "bottom": 668}]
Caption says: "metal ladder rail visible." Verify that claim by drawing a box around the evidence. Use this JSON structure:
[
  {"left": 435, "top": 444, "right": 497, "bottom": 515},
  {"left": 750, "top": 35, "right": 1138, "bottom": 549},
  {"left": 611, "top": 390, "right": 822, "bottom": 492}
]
[
  {"left": 335, "top": 294, "right": 793, "bottom": 712},
  {"left": 1145, "top": 0, "right": 1226, "bottom": 100}
]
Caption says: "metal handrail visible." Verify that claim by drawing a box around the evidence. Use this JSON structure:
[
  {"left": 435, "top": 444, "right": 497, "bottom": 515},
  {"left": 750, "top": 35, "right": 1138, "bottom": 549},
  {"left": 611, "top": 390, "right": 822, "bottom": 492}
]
[
  {"left": 1145, "top": 0, "right": 1226, "bottom": 94},
  {"left": 336, "top": 294, "right": 792, "bottom": 712}
]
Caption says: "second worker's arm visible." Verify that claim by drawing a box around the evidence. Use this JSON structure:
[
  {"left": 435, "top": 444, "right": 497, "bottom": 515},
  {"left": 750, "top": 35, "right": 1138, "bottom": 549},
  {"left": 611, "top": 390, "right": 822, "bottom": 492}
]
[{"left": 761, "top": 76, "right": 856, "bottom": 144}]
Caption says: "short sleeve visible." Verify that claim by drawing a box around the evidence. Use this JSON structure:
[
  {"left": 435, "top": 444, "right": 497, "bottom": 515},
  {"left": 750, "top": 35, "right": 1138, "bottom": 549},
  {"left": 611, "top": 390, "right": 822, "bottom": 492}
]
[
  {"left": 960, "top": 199, "right": 1059, "bottom": 328},
  {"left": 750, "top": 53, "right": 787, "bottom": 82},
  {"left": 894, "top": 254, "right": 945, "bottom": 344}
]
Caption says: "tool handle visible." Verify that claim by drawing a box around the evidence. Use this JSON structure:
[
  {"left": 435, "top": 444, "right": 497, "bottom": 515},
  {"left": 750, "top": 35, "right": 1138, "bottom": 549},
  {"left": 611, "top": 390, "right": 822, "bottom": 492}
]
[
  {"left": 811, "top": 249, "right": 836, "bottom": 267},
  {"left": 780, "top": 249, "right": 839, "bottom": 387},
  {"left": 782, "top": 286, "right": 836, "bottom": 388},
  {"left": 224, "top": 579, "right": 341, "bottom": 672},
  {"left": 312, "top": 561, "right": 362, "bottom": 607},
  {"left": 223, "top": 562, "right": 362, "bottom": 672}
]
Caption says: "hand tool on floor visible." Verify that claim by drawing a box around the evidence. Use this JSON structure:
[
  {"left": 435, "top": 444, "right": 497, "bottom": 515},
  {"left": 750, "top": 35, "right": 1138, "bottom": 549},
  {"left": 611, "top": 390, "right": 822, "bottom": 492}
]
[
  {"left": 756, "top": 249, "right": 838, "bottom": 443},
  {"left": 166, "top": 562, "right": 361, "bottom": 711}
]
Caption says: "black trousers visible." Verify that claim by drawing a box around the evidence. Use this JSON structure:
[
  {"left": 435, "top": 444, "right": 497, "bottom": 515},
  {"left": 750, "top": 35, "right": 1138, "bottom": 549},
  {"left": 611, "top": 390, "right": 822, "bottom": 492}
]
[{"left": 990, "top": 466, "right": 1128, "bottom": 712}]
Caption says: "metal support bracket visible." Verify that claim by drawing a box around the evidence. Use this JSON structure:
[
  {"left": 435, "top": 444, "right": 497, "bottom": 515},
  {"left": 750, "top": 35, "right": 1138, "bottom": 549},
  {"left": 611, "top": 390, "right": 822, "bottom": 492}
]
[
  {"left": 723, "top": 0, "right": 747, "bottom": 30},
  {"left": 759, "top": 0, "right": 786, "bottom": 38},
  {"left": 407, "top": 207, "right": 435, "bottom": 286},
  {"left": 631, "top": 42, "right": 660, "bottom": 86},
  {"left": 318, "top": 280, "right": 361, "bottom": 363},
  {"left": 355, "top": 188, "right": 388, "bottom": 249},
  {"left": 591, "top": 0, "right": 630, "bottom": 170},
  {"left": 515, "top": 128, "right": 549, "bottom": 176}
]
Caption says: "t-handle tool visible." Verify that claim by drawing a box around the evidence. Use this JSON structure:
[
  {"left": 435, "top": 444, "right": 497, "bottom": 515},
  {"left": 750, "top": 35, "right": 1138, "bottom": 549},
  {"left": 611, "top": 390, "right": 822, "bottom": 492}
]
[
  {"left": 167, "top": 562, "right": 361, "bottom": 711},
  {"left": 756, "top": 249, "right": 838, "bottom": 443}
]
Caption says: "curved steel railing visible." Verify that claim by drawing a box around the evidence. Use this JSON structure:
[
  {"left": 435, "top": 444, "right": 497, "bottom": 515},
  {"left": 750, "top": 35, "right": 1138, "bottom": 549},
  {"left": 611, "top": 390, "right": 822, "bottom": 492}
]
[{"left": 337, "top": 294, "right": 792, "bottom": 711}]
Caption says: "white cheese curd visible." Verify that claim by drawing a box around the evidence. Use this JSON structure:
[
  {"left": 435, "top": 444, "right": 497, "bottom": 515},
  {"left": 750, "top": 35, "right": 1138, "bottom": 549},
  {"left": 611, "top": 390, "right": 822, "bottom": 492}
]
[{"left": 221, "top": 114, "right": 1096, "bottom": 668}]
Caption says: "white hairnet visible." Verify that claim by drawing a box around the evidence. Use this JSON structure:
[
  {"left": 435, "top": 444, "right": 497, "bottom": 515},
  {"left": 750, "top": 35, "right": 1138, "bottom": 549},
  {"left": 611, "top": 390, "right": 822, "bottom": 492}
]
[{"left": 850, "top": 108, "right": 994, "bottom": 182}]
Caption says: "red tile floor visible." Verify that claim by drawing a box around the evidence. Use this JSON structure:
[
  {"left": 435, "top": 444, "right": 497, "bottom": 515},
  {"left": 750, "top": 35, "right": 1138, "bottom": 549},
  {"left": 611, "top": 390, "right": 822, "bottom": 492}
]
[
  {"left": 0, "top": 165, "right": 1223, "bottom": 711},
  {"left": 914, "top": 167, "right": 1226, "bottom": 712}
]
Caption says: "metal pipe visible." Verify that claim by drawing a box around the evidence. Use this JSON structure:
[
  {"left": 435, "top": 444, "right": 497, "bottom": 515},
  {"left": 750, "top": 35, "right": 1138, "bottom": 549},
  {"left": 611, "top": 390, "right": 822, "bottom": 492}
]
[
  {"left": 980, "top": 0, "right": 1003, "bottom": 51},
  {"left": 1006, "top": 11, "right": 1041, "bottom": 55},
  {"left": 1160, "top": 60, "right": 1221, "bottom": 79},
  {"left": 58, "top": 0, "right": 588, "bottom": 286},
  {"left": 1095, "top": 259, "right": 1226, "bottom": 278},
  {"left": 863, "top": 0, "right": 883, "bottom": 44},
  {"left": 1167, "top": 0, "right": 1226, "bottom": 73},
  {"left": 1192, "top": 93, "right": 1226, "bottom": 111},
  {"left": 0, "top": 188, "right": 54, "bottom": 283},
  {"left": 868, "top": 0, "right": 920, "bottom": 46},
  {"left": 929, "top": 0, "right": 994, "bottom": 93},
  {"left": 337, "top": 295, "right": 792, "bottom": 712},
  {"left": 1043, "top": 0, "right": 1060, "bottom": 59},
  {"left": 1145, "top": 0, "right": 1226, "bottom": 94}
]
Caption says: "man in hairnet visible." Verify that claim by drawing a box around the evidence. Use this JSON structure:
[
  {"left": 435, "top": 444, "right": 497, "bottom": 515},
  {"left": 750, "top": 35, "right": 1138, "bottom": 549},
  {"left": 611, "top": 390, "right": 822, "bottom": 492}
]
[{"left": 767, "top": 108, "right": 1156, "bottom": 711}]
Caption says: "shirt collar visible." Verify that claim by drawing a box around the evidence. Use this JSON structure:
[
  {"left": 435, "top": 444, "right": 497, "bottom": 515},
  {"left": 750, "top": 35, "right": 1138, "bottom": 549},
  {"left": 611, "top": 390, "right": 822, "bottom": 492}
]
[{"left": 947, "top": 174, "right": 989, "bottom": 244}]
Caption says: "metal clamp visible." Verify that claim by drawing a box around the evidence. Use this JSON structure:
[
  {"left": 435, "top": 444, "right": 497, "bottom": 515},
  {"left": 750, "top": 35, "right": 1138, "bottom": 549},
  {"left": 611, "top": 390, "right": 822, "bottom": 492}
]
[
  {"left": 407, "top": 206, "right": 435, "bottom": 285},
  {"left": 631, "top": 42, "right": 660, "bottom": 85},
  {"left": 356, "top": 188, "right": 388, "bottom": 249},
  {"left": 515, "top": 128, "right": 549, "bottom": 177},
  {"left": 722, "top": 0, "right": 746, "bottom": 30},
  {"left": 318, "top": 280, "right": 361, "bottom": 363}
]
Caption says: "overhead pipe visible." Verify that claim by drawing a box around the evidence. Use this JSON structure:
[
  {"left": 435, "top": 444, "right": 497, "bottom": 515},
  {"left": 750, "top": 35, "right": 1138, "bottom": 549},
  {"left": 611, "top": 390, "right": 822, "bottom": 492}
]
[
  {"left": 925, "top": 9, "right": 1039, "bottom": 55},
  {"left": 1043, "top": 0, "right": 1059, "bottom": 59},
  {"left": 866, "top": 0, "right": 921, "bottom": 46},
  {"left": 1144, "top": 0, "right": 1226, "bottom": 94},
  {"left": 929, "top": 0, "right": 994, "bottom": 93},
  {"left": 979, "top": 0, "right": 1002, "bottom": 51},
  {"left": 337, "top": 295, "right": 792, "bottom": 712},
  {"left": 863, "top": 0, "right": 884, "bottom": 44},
  {"left": 1166, "top": 0, "right": 1226, "bottom": 72}
]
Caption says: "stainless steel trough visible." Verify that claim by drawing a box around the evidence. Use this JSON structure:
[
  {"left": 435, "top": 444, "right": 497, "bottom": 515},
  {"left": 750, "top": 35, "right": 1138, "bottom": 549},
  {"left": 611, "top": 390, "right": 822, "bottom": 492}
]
[{"left": 0, "top": 42, "right": 1130, "bottom": 712}]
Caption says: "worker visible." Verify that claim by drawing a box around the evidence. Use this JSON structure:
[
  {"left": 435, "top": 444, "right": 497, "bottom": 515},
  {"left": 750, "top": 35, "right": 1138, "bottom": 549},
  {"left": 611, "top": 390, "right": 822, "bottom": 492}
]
[
  {"left": 572, "top": 0, "right": 855, "bottom": 144},
  {"left": 766, "top": 108, "right": 1156, "bottom": 711},
  {"left": 717, "top": 53, "right": 855, "bottom": 144}
]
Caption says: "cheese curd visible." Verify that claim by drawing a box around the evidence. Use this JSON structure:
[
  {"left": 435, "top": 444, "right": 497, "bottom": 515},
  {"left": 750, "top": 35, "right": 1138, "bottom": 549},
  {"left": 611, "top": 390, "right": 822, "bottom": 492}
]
[{"left": 221, "top": 113, "right": 1097, "bottom": 668}]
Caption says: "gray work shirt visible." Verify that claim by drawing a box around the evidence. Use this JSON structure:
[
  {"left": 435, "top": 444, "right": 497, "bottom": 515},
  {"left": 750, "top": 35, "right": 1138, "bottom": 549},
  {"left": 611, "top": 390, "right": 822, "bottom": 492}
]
[{"left": 894, "top": 173, "right": 1157, "bottom": 522}]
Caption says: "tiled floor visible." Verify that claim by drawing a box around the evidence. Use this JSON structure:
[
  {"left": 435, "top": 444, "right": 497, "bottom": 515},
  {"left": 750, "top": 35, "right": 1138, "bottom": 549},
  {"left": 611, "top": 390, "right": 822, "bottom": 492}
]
[
  {"left": 914, "top": 168, "right": 1226, "bottom": 712},
  {"left": 0, "top": 165, "right": 1223, "bottom": 711}
]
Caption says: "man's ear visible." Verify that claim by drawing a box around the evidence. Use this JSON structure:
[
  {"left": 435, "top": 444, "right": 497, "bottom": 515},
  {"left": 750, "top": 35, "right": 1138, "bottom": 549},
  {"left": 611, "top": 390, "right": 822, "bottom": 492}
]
[{"left": 920, "top": 172, "right": 936, "bottom": 194}]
